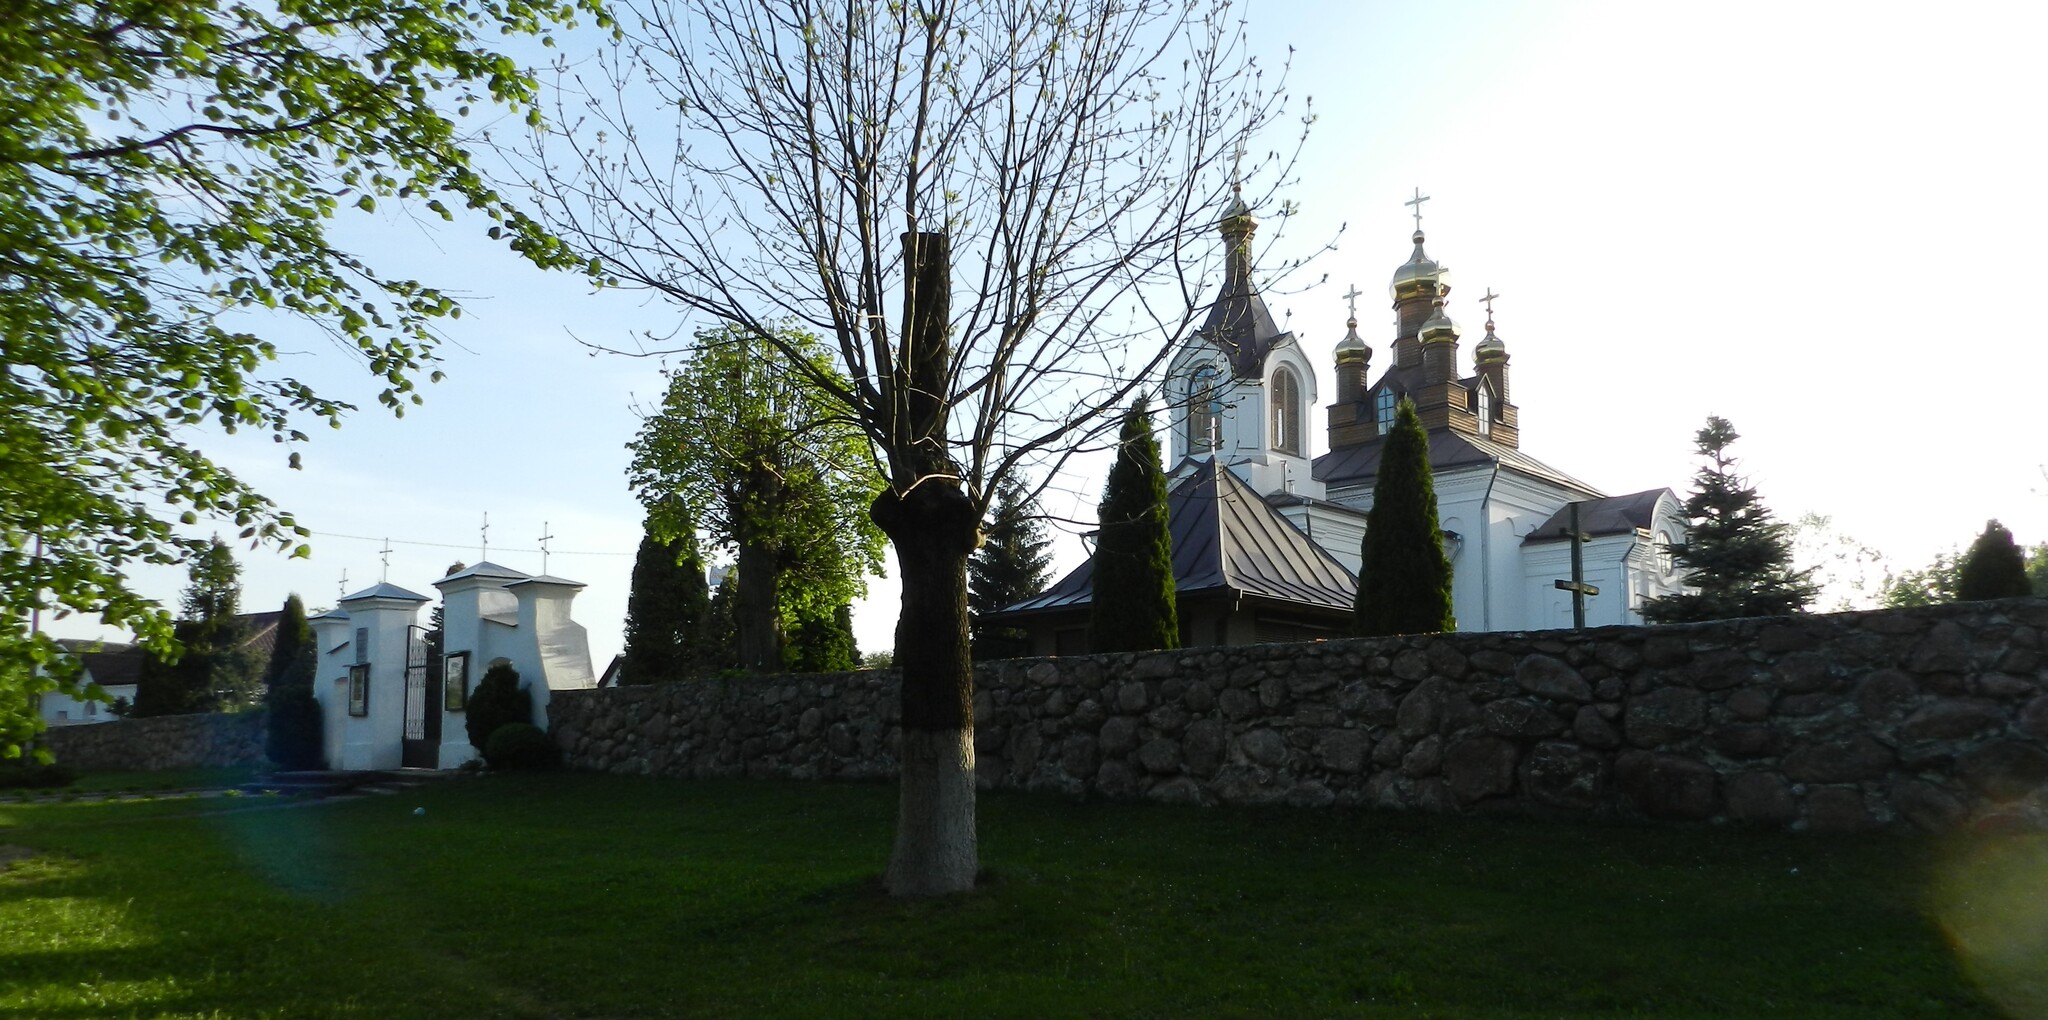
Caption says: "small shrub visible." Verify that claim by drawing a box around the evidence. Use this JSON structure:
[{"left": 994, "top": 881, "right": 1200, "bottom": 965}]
[
  {"left": 0, "top": 763, "right": 76, "bottom": 790},
  {"left": 484, "top": 723, "right": 558, "bottom": 770},
  {"left": 464, "top": 663, "right": 532, "bottom": 754}
]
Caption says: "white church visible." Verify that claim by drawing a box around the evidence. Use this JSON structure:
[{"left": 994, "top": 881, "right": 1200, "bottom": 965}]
[{"left": 995, "top": 192, "right": 1689, "bottom": 650}]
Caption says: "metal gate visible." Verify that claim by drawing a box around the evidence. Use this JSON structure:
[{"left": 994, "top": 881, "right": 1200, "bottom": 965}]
[{"left": 400, "top": 625, "right": 441, "bottom": 768}]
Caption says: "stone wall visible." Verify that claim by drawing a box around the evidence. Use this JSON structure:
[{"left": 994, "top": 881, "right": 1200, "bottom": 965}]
[
  {"left": 40, "top": 710, "right": 269, "bottom": 772},
  {"left": 551, "top": 598, "right": 2048, "bottom": 832}
]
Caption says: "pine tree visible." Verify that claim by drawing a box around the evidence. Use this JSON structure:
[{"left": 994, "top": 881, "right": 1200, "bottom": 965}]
[
  {"left": 1956, "top": 520, "right": 2031, "bottom": 601},
  {"left": 970, "top": 478, "right": 1054, "bottom": 661},
  {"left": 1644, "top": 416, "right": 1818, "bottom": 622},
  {"left": 262, "top": 595, "right": 323, "bottom": 770},
  {"left": 621, "top": 518, "right": 711, "bottom": 683},
  {"left": 1089, "top": 397, "right": 1178, "bottom": 652},
  {"left": 1354, "top": 396, "right": 1455, "bottom": 636}
]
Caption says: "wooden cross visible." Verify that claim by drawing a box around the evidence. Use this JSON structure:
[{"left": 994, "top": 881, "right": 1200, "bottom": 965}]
[
  {"left": 1406, "top": 187, "right": 1431, "bottom": 230},
  {"left": 1551, "top": 501, "right": 1598, "bottom": 629},
  {"left": 1342, "top": 283, "right": 1362, "bottom": 320},
  {"left": 538, "top": 521, "right": 556, "bottom": 575}
]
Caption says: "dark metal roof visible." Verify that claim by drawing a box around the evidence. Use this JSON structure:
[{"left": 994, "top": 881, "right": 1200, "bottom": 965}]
[
  {"left": 992, "top": 459, "right": 1357, "bottom": 618},
  {"left": 1312, "top": 411, "right": 1605, "bottom": 498},
  {"left": 339, "top": 582, "right": 431, "bottom": 603},
  {"left": 1198, "top": 269, "right": 1288, "bottom": 379},
  {"left": 1522, "top": 488, "right": 1675, "bottom": 544}
]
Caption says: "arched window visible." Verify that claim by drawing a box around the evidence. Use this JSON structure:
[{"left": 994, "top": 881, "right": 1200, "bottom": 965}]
[
  {"left": 1476, "top": 386, "right": 1493, "bottom": 438},
  {"left": 1269, "top": 367, "right": 1302, "bottom": 455},
  {"left": 1189, "top": 365, "right": 1221, "bottom": 452},
  {"left": 1375, "top": 388, "right": 1398, "bottom": 435}
]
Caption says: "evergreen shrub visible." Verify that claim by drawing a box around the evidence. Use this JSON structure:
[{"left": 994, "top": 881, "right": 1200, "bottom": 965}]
[
  {"left": 464, "top": 663, "right": 531, "bottom": 755},
  {"left": 484, "top": 722, "right": 558, "bottom": 770}
]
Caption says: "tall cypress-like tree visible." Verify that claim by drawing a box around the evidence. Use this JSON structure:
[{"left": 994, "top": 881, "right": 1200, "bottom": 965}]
[
  {"left": 621, "top": 517, "right": 712, "bottom": 683},
  {"left": 970, "top": 478, "right": 1054, "bottom": 661},
  {"left": 1644, "top": 416, "right": 1818, "bottom": 622},
  {"left": 1089, "top": 397, "right": 1178, "bottom": 652},
  {"left": 262, "top": 595, "right": 323, "bottom": 770},
  {"left": 788, "top": 603, "right": 860, "bottom": 672},
  {"left": 1956, "top": 520, "right": 2031, "bottom": 601},
  {"left": 1354, "top": 397, "right": 1455, "bottom": 636},
  {"left": 136, "top": 537, "right": 249, "bottom": 716}
]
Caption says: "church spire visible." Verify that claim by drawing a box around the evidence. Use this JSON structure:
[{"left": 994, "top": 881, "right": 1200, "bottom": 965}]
[{"left": 1389, "top": 188, "right": 1449, "bottom": 369}]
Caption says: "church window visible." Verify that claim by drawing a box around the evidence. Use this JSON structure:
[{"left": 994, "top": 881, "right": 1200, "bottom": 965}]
[
  {"left": 1656, "top": 531, "right": 1677, "bottom": 577},
  {"left": 1375, "top": 388, "right": 1397, "bottom": 434},
  {"left": 1270, "top": 367, "right": 1302, "bottom": 455},
  {"left": 1189, "top": 365, "right": 1222, "bottom": 452},
  {"left": 1477, "top": 386, "right": 1493, "bottom": 437}
]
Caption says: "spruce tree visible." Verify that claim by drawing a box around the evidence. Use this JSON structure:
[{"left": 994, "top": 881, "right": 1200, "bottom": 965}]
[
  {"left": 970, "top": 478, "right": 1054, "bottom": 661},
  {"left": 621, "top": 518, "right": 711, "bottom": 683},
  {"left": 1088, "top": 397, "right": 1178, "bottom": 652},
  {"left": 262, "top": 595, "right": 324, "bottom": 770},
  {"left": 1644, "top": 416, "right": 1818, "bottom": 622},
  {"left": 1956, "top": 519, "right": 2031, "bottom": 601},
  {"left": 1354, "top": 396, "right": 1455, "bottom": 636},
  {"left": 136, "top": 538, "right": 248, "bottom": 716}
]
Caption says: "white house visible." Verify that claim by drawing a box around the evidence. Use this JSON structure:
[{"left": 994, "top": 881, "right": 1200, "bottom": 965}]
[{"left": 308, "top": 562, "right": 596, "bottom": 771}]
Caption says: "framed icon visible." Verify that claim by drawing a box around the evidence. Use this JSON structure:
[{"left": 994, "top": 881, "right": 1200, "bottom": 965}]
[
  {"left": 443, "top": 652, "right": 470, "bottom": 712},
  {"left": 347, "top": 664, "right": 370, "bottom": 717}
]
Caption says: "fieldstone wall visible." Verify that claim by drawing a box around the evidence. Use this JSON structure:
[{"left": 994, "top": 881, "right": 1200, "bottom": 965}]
[
  {"left": 551, "top": 598, "right": 2048, "bottom": 832},
  {"left": 40, "top": 710, "right": 268, "bottom": 772}
]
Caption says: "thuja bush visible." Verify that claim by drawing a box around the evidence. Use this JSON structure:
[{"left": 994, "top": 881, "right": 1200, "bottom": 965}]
[
  {"left": 464, "top": 663, "right": 531, "bottom": 756},
  {"left": 485, "top": 722, "right": 558, "bottom": 770}
]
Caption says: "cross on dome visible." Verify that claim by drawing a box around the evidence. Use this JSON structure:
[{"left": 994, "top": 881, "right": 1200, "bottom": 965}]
[
  {"left": 1405, "top": 187, "right": 1431, "bottom": 231},
  {"left": 1482, "top": 288, "right": 1500, "bottom": 323},
  {"left": 1342, "top": 283, "right": 1362, "bottom": 320}
]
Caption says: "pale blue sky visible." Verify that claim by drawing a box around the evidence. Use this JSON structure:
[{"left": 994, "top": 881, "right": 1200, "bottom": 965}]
[{"left": 46, "top": 1, "right": 2048, "bottom": 663}]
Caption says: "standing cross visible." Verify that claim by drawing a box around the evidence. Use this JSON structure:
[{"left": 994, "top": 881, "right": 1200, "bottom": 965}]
[
  {"left": 338, "top": 568, "right": 349, "bottom": 600},
  {"left": 1551, "top": 502, "right": 1600, "bottom": 629},
  {"left": 538, "top": 521, "right": 556, "bottom": 575},
  {"left": 1405, "top": 187, "right": 1431, "bottom": 230},
  {"left": 480, "top": 512, "right": 490, "bottom": 560},
  {"left": 1342, "top": 283, "right": 1362, "bottom": 320},
  {"left": 379, "top": 538, "right": 392, "bottom": 583},
  {"left": 1481, "top": 288, "right": 1500, "bottom": 320}
]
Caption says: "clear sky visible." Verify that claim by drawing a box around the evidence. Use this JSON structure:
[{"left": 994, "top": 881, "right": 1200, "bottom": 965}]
[{"left": 43, "top": 1, "right": 2048, "bottom": 665}]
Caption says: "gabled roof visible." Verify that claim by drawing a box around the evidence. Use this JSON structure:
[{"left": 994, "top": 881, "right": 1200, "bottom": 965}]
[
  {"left": 1522, "top": 489, "right": 1676, "bottom": 544},
  {"left": 993, "top": 459, "right": 1357, "bottom": 618},
  {"left": 1314, "top": 426, "right": 1604, "bottom": 498},
  {"left": 436, "top": 560, "right": 532, "bottom": 585},
  {"left": 339, "top": 582, "right": 431, "bottom": 604}
]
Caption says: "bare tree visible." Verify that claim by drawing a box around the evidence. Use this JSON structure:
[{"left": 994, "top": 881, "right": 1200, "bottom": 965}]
[{"left": 518, "top": 0, "right": 1300, "bottom": 896}]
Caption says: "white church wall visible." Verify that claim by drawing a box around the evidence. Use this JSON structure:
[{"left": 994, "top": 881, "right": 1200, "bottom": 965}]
[{"left": 1521, "top": 535, "right": 1639, "bottom": 630}]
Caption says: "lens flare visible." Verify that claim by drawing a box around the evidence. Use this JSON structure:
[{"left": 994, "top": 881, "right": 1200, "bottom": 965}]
[{"left": 1935, "top": 834, "right": 2048, "bottom": 1018}]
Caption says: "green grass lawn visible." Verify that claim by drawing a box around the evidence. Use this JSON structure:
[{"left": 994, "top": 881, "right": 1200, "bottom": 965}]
[{"left": 0, "top": 773, "right": 2040, "bottom": 1019}]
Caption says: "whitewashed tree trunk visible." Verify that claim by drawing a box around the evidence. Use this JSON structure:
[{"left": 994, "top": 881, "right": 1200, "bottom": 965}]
[{"left": 885, "top": 728, "right": 977, "bottom": 896}]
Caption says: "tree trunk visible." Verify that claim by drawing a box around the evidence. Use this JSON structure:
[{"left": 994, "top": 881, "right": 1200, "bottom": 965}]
[
  {"left": 872, "top": 484, "right": 980, "bottom": 896},
  {"left": 734, "top": 539, "right": 782, "bottom": 672},
  {"left": 874, "top": 229, "right": 980, "bottom": 897}
]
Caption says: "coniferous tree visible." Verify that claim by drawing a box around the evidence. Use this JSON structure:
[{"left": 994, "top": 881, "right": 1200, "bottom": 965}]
[
  {"left": 1644, "top": 416, "right": 1818, "bottom": 622},
  {"left": 702, "top": 571, "right": 742, "bottom": 672},
  {"left": 1956, "top": 520, "right": 2031, "bottom": 601},
  {"left": 1354, "top": 397, "right": 1455, "bottom": 636},
  {"left": 970, "top": 478, "right": 1054, "bottom": 661},
  {"left": 262, "top": 595, "right": 323, "bottom": 770},
  {"left": 136, "top": 538, "right": 251, "bottom": 716},
  {"left": 1089, "top": 398, "right": 1178, "bottom": 652},
  {"left": 621, "top": 517, "right": 711, "bottom": 683}
]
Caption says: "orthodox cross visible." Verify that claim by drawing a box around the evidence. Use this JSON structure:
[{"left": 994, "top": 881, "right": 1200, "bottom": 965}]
[
  {"left": 379, "top": 538, "right": 393, "bottom": 583},
  {"left": 538, "top": 521, "right": 556, "bottom": 575},
  {"left": 1342, "top": 283, "right": 1362, "bottom": 321},
  {"left": 1551, "top": 501, "right": 1599, "bottom": 629},
  {"left": 338, "top": 568, "right": 349, "bottom": 600},
  {"left": 1405, "top": 187, "right": 1431, "bottom": 231},
  {"left": 1481, "top": 288, "right": 1500, "bottom": 321},
  {"left": 480, "top": 512, "right": 490, "bottom": 560}
]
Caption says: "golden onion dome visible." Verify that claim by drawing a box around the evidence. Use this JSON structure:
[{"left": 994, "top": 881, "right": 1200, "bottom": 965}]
[
  {"left": 1474, "top": 325, "right": 1507, "bottom": 361},
  {"left": 1389, "top": 230, "right": 1447, "bottom": 299},
  {"left": 1334, "top": 318, "right": 1369, "bottom": 360},
  {"left": 1420, "top": 297, "right": 1458, "bottom": 341}
]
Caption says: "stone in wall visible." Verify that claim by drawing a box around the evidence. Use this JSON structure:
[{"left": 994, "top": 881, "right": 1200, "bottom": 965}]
[{"left": 41, "top": 711, "right": 269, "bottom": 772}]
